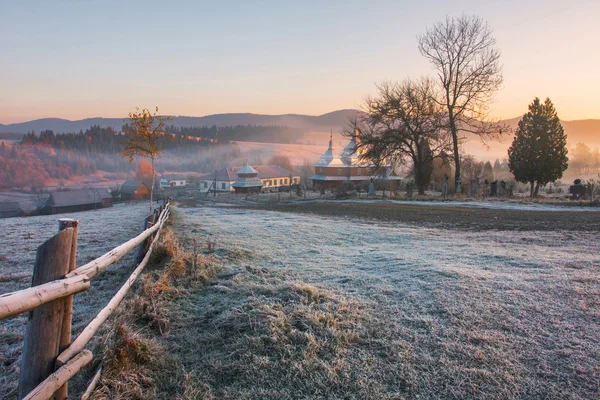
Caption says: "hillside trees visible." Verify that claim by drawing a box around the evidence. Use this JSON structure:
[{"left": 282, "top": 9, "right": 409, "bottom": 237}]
[
  {"left": 268, "top": 153, "right": 293, "bottom": 171},
  {"left": 121, "top": 107, "right": 171, "bottom": 212},
  {"left": 418, "top": 14, "right": 504, "bottom": 192},
  {"left": 508, "top": 98, "right": 568, "bottom": 199},
  {"left": 357, "top": 78, "right": 452, "bottom": 195},
  {"left": 569, "top": 142, "right": 599, "bottom": 174}
]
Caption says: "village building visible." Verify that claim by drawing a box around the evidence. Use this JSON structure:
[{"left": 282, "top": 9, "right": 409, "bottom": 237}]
[
  {"left": 310, "top": 130, "right": 402, "bottom": 189},
  {"left": 199, "top": 165, "right": 300, "bottom": 193},
  {"left": 231, "top": 164, "right": 264, "bottom": 193},
  {"left": 120, "top": 180, "right": 150, "bottom": 201},
  {"left": 255, "top": 165, "right": 300, "bottom": 191},
  {"left": 95, "top": 188, "right": 113, "bottom": 207},
  {"left": 160, "top": 174, "right": 187, "bottom": 188},
  {"left": 0, "top": 201, "right": 22, "bottom": 218},
  {"left": 199, "top": 168, "right": 238, "bottom": 193},
  {"left": 45, "top": 188, "right": 112, "bottom": 215}
]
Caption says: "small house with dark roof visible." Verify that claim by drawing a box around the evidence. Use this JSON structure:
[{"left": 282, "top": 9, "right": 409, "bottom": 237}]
[
  {"left": 0, "top": 202, "right": 22, "bottom": 218},
  {"left": 121, "top": 180, "right": 150, "bottom": 201},
  {"left": 231, "top": 164, "right": 263, "bottom": 193},
  {"left": 45, "top": 188, "right": 111, "bottom": 214},
  {"left": 95, "top": 188, "right": 113, "bottom": 207}
]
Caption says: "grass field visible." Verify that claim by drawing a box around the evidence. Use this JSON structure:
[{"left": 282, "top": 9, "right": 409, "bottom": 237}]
[
  {"left": 161, "top": 203, "right": 600, "bottom": 399},
  {"left": 1, "top": 201, "right": 599, "bottom": 399},
  {"left": 0, "top": 202, "right": 151, "bottom": 399}
]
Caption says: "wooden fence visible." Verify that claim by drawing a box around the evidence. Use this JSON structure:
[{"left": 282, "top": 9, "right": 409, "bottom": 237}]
[{"left": 0, "top": 202, "right": 171, "bottom": 400}]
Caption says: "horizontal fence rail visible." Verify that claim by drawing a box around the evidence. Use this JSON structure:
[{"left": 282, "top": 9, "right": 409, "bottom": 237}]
[
  {"left": 0, "top": 201, "right": 171, "bottom": 400},
  {"left": 0, "top": 275, "right": 90, "bottom": 320},
  {"left": 0, "top": 205, "right": 169, "bottom": 320}
]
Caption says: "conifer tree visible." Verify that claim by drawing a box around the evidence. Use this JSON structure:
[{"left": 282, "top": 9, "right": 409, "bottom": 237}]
[{"left": 508, "top": 98, "right": 568, "bottom": 199}]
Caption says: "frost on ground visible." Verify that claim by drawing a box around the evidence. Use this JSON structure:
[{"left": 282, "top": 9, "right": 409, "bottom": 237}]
[
  {"left": 0, "top": 202, "right": 151, "bottom": 399},
  {"left": 167, "top": 205, "right": 600, "bottom": 399}
]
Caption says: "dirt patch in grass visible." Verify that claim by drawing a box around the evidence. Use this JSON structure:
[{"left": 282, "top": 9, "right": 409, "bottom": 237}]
[{"left": 250, "top": 201, "right": 600, "bottom": 231}]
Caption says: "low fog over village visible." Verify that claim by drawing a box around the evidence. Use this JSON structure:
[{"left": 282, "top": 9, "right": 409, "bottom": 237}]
[{"left": 1, "top": 2, "right": 599, "bottom": 399}]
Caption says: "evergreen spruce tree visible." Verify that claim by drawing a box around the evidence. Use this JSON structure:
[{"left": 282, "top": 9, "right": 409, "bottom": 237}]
[{"left": 508, "top": 97, "right": 568, "bottom": 199}]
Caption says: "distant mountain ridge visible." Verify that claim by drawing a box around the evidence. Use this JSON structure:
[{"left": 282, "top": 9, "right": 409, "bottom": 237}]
[
  {"left": 1, "top": 109, "right": 598, "bottom": 146},
  {"left": 0, "top": 110, "right": 363, "bottom": 134}
]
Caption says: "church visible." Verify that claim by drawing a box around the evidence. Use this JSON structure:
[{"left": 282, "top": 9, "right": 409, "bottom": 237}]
[{"left": 310, "top": 128, "right": 401, "bottom": 189}]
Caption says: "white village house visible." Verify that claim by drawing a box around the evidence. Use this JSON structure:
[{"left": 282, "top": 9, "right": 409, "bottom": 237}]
[
  {"left": 199, "top": 165, "right": 300, "bottom": 193},
  {"left": 160, "top": 174, "right": 187, "bottom": 188}
]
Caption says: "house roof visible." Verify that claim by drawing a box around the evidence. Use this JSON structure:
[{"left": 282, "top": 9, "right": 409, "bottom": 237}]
[
  {"left": 0, "top": 201, "right": 21, "bottom": 212},
  {"left": 199, "top": 168, "right": 238, "bottom": 182},
  {"left": 254, "top": 165, "right": 297, "bottom": 179},
  {"left": 162, "top": 174, "right": 187, "bottom": 181},
  {"left": 49, "top": 189, "right": 103, "bottom": 207},
  {"left": 95, "top": 188, "right": 112, "bottom": 200},
  {"left": 121, "top": 180, "right": 148, "bottom": 194}
]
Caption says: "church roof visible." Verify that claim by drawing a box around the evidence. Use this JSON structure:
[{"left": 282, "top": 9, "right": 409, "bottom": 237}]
[
  {"left": 316, "top": 132, "right": 346, "bottom": 167},
  {"left": 231, "top": 177, "right": 263, "bottom": 188},
  {"left": 232, "top": 163, "right": 263, "bottom": 188},
  {"left": 237, "top": 164, "right": 259, "bottom": 176}
]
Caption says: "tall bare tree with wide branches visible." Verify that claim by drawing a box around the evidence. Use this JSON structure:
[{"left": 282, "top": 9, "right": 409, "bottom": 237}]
[
  {"left": 121, "top": 107, "right": 171, "bottom": 213},
  {"left": 356, "top": 78, "right": 452, "bottom": 195},
  {"left": 418, "top": 14, "right": 503, "bottom": 192}
]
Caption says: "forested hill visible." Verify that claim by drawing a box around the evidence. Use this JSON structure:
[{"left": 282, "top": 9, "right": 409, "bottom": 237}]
[
  {"left": 17, "top": 124, "right": 308, "bottom": 152},
  {"left": 0, "top": 110, "right": 361, "bottom": 135}
]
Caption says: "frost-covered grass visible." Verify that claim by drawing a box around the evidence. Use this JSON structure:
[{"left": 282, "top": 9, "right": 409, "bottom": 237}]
[
  {"left": 168, "top": 205, "right": 600, "bottom": 399},
  {"left": 0, "top": 202, "right": 151, "bottom": 399}
]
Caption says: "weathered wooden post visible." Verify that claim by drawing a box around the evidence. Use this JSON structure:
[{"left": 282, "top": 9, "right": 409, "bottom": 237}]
[
  {"left": 137, "top": 213, "right": 155, "bottom": 262},
  {"left": 55, "top": 218, "right": 78, "bottom": 400},
  {"left": 18, "top": 228, "right": 74, "bottom": 399}
]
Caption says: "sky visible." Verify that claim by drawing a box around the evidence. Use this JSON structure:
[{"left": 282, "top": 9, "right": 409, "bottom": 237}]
[{"left": 1, "top": 0, "right": 599, "bottom": 124}]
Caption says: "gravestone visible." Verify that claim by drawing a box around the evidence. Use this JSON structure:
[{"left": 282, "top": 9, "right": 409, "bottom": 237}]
[
  {"left": 490, "top": 180, "right": 498, "bottom": 196},
  {"left": 470, "top": 179, "right": 479, "bottom": 197},
  {"left": 498, "top": 180, "right": 506, "bottom": 196},
  {"left": 441, "top": 175, "right": 449, "bottom": 199},
  {"left": 569, "top": 179, "right": 586, "bottom": 200},
  {"left": 406, "top": 182, "right": 414, "bottom": 198},
  {"left": 368, "top": 181, "right": 375, "bottom": 196}
]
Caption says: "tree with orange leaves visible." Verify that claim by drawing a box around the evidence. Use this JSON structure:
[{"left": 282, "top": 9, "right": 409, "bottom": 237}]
[{"left": 121, "top": 107, "right": 170, "bottom": 213}]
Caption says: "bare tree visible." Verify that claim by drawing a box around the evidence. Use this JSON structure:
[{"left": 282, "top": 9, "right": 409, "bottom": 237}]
[
  {"left": 418, "top": 14, "right": 504, "bottom": 192},
  {"left": 356, "top": 78, "right": 452, "bottom": 195}
]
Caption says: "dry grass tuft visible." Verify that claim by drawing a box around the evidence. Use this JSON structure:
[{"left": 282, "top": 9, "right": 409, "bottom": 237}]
[
  {"left": 88, "top": 320, "right": 181, "bottom": 400},
  {"left": 72, "top": 223, "right": 222, "bottom": 399}
]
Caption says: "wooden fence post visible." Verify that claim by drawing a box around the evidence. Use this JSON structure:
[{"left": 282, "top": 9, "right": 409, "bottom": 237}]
[
  {"left": 137, "top": 213, "right": 155, "bottom": 263},
  {"left": 18, "top": 228, "right": 74, "bottom": 399},
  {"left": 55, "top": 219, "right": 78, "bottom": 400}
]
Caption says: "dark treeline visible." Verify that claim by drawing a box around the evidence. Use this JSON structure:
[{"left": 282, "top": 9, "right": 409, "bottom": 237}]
[
  {"left": 20, "top": 125, "right": 215, "bottom": 153},
  {"left": 163, "top": 124, "right": 306, "bottom": 144},
  {"left": 19, "top": 124, "right": 306, "bottom": 153}
]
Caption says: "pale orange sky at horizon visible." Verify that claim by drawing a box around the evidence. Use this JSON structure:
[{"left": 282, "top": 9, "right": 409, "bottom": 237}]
[{"left": 2, "top": 1, "right": 599, "bottom": 125}]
